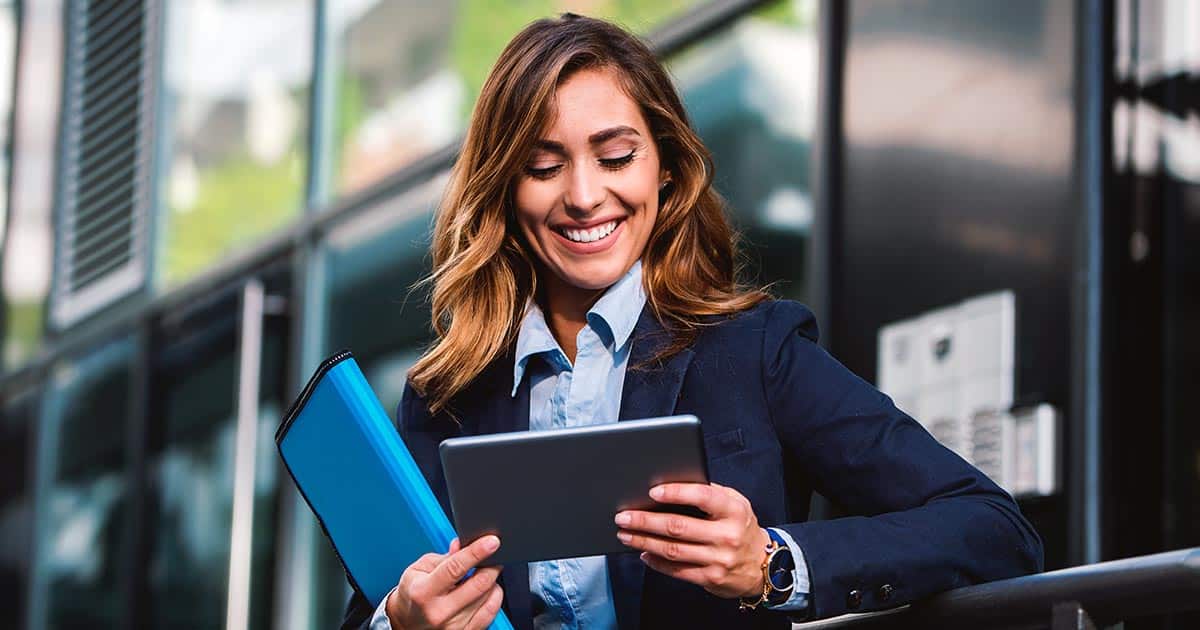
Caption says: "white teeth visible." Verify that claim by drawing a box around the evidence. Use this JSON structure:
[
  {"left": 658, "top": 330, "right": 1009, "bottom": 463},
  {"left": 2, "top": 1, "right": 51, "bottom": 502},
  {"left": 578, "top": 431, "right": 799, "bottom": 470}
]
[{"left": 561, "top": 220, "right": 617, "bottom": 243}]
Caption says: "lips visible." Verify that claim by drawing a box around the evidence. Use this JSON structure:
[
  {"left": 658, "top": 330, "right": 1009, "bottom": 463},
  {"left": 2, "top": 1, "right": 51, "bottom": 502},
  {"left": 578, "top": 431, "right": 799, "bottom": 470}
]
[
  {"left": 556, "top": 219, "right": 619, "bottom": 243},
  {"left": 551, "top": 218, "right": 625, "bottom": 254}
]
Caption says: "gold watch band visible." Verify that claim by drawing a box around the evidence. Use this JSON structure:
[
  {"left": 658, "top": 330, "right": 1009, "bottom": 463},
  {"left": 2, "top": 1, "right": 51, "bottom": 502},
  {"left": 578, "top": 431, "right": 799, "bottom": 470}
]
[{"left": 738, "top": 537, "right": 779, "bottom": 611}]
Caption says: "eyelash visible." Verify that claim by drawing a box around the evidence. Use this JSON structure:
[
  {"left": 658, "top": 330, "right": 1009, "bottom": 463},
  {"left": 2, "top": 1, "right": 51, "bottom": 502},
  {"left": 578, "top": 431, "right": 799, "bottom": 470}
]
[{"left": 524, "top": 151, "right": 636, "bottom": 180}]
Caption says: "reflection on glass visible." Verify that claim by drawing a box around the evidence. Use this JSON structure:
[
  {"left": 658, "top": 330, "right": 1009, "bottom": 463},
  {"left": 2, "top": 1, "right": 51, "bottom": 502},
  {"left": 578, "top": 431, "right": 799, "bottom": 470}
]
[
  {"left": 3, "top": 0, "right": 53, "bottom": 370},
  {"left": 146, "top": 318, "right": 286, "bottom": 630},
  {"left": 326, "top": 0, "right": 700, "bottom": 197},
  {"left": 158, "top": 1, "right": 313, "bottom": 286},
  {"left": 669, "top": 0, "right": 818, "bottom": 301},
  {"left": 1, "top": 386, "right": 36, "bottom": 628},
  {"left": 34, "top": 339, "right": 134, "bottom": 629}
]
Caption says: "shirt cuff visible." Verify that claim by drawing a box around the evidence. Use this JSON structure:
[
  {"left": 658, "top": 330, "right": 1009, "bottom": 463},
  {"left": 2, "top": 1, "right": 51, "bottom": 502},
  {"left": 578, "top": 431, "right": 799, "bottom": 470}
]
[
  {"left": 370, "top": 588, "right": 396, "bottom": 630},
  {"left": 764, "top": 527, "right": 811, "bottom": 613}
]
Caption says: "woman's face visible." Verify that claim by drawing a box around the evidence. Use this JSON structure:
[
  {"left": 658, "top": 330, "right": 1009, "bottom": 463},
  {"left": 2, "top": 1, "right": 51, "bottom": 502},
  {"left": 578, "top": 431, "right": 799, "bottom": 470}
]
[{"left": 513, "top": 67, "right": 668, "bottom": 293}]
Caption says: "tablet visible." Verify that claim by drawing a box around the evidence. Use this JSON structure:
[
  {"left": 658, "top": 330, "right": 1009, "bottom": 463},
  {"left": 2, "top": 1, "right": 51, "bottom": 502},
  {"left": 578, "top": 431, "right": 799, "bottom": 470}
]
[{"left": 439, "top": 415, "right": 709, "bottom": 566}]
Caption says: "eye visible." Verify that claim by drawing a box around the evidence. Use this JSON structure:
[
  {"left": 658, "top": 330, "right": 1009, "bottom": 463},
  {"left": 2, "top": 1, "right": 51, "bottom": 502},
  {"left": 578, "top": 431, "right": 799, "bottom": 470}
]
[
  {"left": 524, "top": 164, "right": 563, "bottom": 180},
  {"left": 599, "top": 151, "right": 636, "bottom": 170}
]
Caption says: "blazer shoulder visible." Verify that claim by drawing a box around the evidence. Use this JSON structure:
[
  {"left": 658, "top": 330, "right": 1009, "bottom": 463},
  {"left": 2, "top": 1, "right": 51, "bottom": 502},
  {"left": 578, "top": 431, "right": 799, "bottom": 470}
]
[{"left": 701, "top": 299, "right": 820, "bottom": 345}]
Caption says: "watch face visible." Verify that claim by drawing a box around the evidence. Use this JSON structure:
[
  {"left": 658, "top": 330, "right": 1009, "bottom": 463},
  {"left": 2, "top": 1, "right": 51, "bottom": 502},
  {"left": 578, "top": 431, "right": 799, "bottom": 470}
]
[
  {"left": 768, "top": 544, "right": 796, "bottom": 609},
  {"left": 768, "top": 547, "right": 795, "bottom": 592}
]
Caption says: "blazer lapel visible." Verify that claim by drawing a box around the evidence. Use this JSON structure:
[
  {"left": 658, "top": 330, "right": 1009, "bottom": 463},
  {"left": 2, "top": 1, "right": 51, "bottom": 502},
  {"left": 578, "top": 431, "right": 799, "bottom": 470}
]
[
  {"left": 617, "top": 305, "right": 695, "bottom": 422},
  {"left": 608, "top": 305, "right": 695, "bottom": 630}
]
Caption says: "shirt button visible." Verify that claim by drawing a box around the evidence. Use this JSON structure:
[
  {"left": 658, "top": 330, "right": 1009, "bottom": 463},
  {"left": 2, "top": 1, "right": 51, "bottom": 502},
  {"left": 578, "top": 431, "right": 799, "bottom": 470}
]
[
  {"left": 878, "top": 584, "right": 894, "bottom": 602},
  {"left": 847, "top": 589, "right": 863, "bottom": 609}
]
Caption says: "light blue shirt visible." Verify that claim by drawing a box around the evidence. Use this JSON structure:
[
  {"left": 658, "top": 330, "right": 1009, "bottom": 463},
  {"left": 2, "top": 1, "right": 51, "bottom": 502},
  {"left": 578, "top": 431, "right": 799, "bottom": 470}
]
[{"left": 372, "top": 261, "right": 809, "bottom": 629}]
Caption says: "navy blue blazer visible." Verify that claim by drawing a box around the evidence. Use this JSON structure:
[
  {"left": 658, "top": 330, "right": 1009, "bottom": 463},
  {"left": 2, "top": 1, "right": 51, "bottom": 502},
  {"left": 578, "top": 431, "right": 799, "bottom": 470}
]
[{"left": 341, "top": 300, "right": 1043, "bottom": 630}]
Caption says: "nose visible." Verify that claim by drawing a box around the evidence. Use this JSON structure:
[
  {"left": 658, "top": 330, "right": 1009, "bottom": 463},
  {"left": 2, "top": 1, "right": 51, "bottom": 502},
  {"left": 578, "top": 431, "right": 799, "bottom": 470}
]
[{"left": 563, "top": 164, "right": 605, "bottom": 215}]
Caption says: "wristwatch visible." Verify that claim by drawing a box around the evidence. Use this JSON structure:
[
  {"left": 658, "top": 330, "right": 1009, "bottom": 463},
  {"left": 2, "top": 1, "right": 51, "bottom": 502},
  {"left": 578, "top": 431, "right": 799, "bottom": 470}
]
[{"left": 739, "top": 528, "right": 796, "bottom": 610}]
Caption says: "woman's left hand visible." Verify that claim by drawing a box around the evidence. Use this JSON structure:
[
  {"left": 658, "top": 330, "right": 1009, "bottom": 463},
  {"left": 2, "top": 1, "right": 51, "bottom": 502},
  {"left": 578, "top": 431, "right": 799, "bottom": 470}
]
[{"left": 614, "top": 482, "right": 770, "bottom": 600}]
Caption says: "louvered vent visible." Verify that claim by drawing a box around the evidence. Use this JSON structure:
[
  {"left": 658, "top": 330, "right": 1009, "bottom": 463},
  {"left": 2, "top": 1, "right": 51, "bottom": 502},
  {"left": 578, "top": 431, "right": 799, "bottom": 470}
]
[{"left": 51, "top": 0, "right": 157, "bottom": 328}]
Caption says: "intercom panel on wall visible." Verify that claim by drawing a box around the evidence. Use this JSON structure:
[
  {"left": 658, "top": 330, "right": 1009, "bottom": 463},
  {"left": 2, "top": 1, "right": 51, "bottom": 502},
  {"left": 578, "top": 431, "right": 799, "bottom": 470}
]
[{"left": 877, "top": 292, "right": 1057, "bottom": 498}]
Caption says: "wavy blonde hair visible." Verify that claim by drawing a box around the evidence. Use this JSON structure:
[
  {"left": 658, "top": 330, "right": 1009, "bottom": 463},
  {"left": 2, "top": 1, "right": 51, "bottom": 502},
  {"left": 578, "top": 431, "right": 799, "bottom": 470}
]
[{"left": 409, "top": 13, "right": 769, "bottom": 416}]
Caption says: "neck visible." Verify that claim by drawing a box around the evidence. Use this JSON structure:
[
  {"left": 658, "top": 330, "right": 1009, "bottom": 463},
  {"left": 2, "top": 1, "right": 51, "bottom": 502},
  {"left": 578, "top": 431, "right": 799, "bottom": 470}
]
[{"left": 539, "top": 274, "right": 605, "bottom": 365}]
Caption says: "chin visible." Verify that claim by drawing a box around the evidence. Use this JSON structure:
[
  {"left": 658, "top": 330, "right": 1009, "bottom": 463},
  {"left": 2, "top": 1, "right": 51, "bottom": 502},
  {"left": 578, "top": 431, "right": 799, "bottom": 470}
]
[{"left": 553, "top": 257, "right": 632, "bottom": 291}]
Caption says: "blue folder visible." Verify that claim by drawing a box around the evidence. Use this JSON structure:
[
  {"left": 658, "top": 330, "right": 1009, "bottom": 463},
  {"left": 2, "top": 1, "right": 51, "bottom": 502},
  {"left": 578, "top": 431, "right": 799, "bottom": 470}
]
[{"left": 276, "top": 351, "right": 514, "bottom": 630}]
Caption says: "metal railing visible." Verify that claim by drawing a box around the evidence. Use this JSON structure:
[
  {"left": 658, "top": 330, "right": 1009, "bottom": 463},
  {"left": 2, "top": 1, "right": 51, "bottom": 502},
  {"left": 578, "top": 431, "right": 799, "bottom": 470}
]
[{"left": 795, "top": 547, "right": 1200, "bottom": 630}]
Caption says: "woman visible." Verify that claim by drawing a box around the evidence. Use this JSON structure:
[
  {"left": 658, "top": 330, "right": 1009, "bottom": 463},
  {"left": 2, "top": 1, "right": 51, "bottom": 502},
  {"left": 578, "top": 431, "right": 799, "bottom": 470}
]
[{"left": 344, "top": 13, "right": 1042, "bottom": 630}]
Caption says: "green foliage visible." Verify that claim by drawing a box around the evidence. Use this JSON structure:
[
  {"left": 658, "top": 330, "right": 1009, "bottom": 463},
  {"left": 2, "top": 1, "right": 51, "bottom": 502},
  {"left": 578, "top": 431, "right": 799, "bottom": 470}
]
[
  {"left": 4, "top": 299, "right": 43, "bottom": 369},
  {"left": 163, "top": 150, "right": 304, "bottom": 285},
  {"left": 448, "top": 0, "right": 698, "bottom": 123}
]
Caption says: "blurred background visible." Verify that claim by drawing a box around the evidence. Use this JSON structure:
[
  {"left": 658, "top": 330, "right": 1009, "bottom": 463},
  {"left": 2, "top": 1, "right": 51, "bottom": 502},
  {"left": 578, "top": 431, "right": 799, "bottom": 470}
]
[{"left": 0, "top": 0, "right": 1195, "bottom": 629}]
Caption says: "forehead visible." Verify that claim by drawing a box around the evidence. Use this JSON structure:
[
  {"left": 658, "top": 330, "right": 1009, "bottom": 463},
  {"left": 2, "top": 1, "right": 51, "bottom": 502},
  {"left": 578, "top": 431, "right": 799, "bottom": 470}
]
[{"left": 543, "top": 67, "right": 648, "bottom": 139}]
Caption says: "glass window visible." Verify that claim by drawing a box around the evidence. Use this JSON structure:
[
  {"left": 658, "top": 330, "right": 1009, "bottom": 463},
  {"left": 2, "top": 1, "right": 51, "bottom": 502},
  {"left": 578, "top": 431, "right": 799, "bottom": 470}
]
[
  {"left": 3, "top": 0, "right": 56, "bottom": 370},
  {"left": 324, "top": 0, "right": 703, "bottom": 198},
  {"left": 668, "top": 0, "right": 819, "bottom": 301},
  {"left": 0, "top": 385, "right": 37, "bottom": 629},
  {"left": 157, "top": 1, "right": 313, "bottom": 286},
  {"left": 144, "top": 288, "right": 289, "bottom": 630},
  {"left": 31, "top": 339, "right": 135, "bottom": 629}
]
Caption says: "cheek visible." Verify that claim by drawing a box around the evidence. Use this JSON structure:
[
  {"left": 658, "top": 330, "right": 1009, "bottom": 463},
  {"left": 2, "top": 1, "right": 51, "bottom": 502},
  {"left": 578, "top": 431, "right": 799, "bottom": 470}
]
[{"left": 512, "top": 182, "right": 551, "bottom": 233}]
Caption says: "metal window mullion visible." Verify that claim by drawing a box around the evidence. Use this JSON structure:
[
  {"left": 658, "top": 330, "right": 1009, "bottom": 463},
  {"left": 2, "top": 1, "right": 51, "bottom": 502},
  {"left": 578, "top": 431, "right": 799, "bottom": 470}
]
[{"left": 227, "top": 279, "right": 265, "bottom": 630}]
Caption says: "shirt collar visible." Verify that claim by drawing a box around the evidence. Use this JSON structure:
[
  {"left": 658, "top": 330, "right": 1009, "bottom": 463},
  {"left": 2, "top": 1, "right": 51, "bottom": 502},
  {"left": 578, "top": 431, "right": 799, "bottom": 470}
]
[{"left": 511, "top": 261, "right": 646, "bottom": 397}]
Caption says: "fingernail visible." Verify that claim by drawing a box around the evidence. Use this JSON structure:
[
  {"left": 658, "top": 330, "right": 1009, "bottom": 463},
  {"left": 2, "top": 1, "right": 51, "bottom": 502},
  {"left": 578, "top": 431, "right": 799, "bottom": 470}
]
[
  {"left": 483, "top": 536, "right": 500, "bottom": 552},
  {"left": 617, "top": 531, "right": 632, "bottom": 544},
  {"left": 649, "top": 486, "right": 664, "bottom": 500},
  {"left": 614, "top": 512, "right": 631, "bottom": 526}
]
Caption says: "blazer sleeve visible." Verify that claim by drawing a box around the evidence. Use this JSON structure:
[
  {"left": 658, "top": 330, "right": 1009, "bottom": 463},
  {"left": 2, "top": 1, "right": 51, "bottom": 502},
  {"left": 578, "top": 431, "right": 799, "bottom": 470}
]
[{"left": 762, "top": 301, "right": 1044, "bottom": 619}]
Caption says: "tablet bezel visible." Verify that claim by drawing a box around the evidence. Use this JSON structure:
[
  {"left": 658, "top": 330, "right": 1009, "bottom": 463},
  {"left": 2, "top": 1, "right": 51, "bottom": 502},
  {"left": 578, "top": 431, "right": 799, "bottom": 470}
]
[{"left": 438, "top": 415, "right": 709, "bottom": 566}]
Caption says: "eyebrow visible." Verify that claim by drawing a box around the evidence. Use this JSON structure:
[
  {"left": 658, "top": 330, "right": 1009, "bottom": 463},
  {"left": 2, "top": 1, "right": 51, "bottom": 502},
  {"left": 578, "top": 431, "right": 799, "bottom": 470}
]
[{"left": 532, "top": 125, "right": 641, "bottom": 154}]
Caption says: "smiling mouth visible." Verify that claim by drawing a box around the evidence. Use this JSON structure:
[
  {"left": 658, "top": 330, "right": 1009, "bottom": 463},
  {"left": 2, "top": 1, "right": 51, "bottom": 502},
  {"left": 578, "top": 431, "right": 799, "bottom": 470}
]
[{"left": 555, "top": 219, "right": 621, "bottom": 243}]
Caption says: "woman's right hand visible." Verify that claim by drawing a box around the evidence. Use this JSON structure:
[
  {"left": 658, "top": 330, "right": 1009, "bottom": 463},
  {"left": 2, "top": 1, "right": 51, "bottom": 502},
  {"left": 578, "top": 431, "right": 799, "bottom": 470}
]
[{"left": 385, "top": 535, "right": 504, "bottom": 630}]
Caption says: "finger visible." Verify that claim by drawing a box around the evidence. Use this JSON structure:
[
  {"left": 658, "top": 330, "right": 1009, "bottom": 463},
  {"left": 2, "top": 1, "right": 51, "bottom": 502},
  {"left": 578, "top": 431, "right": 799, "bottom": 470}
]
[
  {"left": 464, "top": 585, "right": 505, "bottom": 630},
  {"left": 428, "top": 535, "right": 501, "bottom": 592},
  {"left": 650, "top": 483, "right": 738, "bottom": 517},
  {"left": 617, "top": 529, "right": 724, "bottom": 566},
  {"left": 448, "top": 537, "right": 461, "bottom": 554},
  {"left": 614, "top": 509, "right": 720, "bottom": 544},
  {"left": 407, "top": 552, "right": 444, "bottom": 574},
  {"left": 440, "top": 565, "right": 502, "bottom": 613},
  {"left": 640, "top": 551, "right": 710, "bottom": 585}
]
